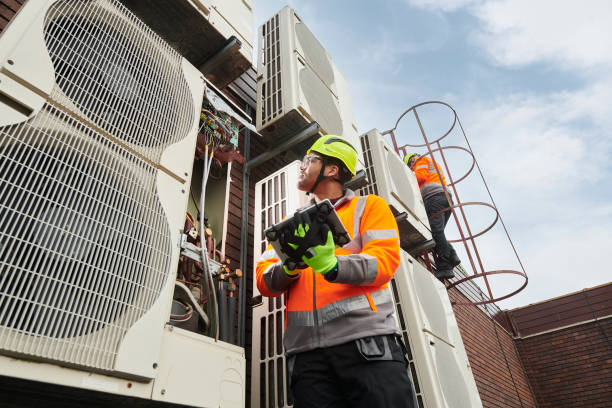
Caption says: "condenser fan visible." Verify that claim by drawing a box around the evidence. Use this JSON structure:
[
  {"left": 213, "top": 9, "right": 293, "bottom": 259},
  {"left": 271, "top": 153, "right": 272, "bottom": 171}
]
[
  {"left": 42, "top": 0, "right": 193, "bottom": 150},
  {"left": 0, "top": 107, "right": 172, "bottom": 339}
]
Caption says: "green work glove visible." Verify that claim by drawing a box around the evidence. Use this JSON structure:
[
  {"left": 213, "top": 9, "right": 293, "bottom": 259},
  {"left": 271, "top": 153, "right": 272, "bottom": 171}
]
[{"left": 302, "top": 227, "right": 338, "bottom": 275}]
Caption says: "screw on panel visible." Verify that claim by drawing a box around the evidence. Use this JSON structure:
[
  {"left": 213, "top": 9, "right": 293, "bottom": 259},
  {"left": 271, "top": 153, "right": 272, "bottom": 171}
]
[
  {"left": 153, "top": 363, "right": 158, "bottom": 369},
  {"left": 161, "top": 389, "right": 166, "bottom": 395},
  {"left": 7, "top": 59, "right": 14, "bottom": 65}
]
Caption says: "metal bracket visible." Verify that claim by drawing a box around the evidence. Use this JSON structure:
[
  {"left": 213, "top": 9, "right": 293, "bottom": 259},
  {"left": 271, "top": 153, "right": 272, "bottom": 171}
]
[
  {"left": 179, "top": 233, "right": 223, "bottom": 274},
  {"left": 199, "top": 36, "right": 241, "bottom": 75},
  {"left": 343, "top": 169, "right": 368, "bottom": 191},
  {"left": 394, "top": 213, "right": 436, "bottom": 256}
]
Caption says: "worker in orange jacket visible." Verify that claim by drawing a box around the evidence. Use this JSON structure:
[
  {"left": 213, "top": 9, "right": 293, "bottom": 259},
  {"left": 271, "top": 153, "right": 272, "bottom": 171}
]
[
  {"left": 257, "top": 135, "right": 417, "bottom": 408},
  {"left": 404, "top": 153, "right": 460, "bottom": 279}
]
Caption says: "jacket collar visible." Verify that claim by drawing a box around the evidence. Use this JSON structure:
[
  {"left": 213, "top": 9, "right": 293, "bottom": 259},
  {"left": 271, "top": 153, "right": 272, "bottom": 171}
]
[{"left": 299, "top": 188, "right": 357, "bottom": 211}]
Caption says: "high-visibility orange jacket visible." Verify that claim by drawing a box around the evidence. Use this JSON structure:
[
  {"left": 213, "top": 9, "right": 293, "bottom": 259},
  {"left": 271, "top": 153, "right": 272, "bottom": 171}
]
[
  {"left": 256, "top": 189, "right": 401, "bottom": 355},
  {"left": 412, "top": 156, "right": 446, "bottom": 199}
]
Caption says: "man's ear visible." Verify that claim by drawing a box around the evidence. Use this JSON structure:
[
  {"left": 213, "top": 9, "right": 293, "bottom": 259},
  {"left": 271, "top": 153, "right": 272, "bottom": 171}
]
[{"left": 325, "top": 164, "right": 339, "bottom": 178}]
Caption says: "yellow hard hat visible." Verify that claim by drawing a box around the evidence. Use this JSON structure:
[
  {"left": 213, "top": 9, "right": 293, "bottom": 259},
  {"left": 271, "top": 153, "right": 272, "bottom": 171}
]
[
  {"left": 307, "top": 135, "right": 357, "bottom": 176},
  {"left": 404, "top": 153, "right": 419, "bottom": 166}
]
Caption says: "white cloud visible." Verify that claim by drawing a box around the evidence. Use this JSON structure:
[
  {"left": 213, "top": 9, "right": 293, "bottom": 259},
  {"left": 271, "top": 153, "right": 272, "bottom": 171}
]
[
  {"left": 407, "top": 0, "right": 480, "bottom": 12},
  {"left": 474, "top": 0, "right": 612, "bottom": 70},
  {"left": 408, "top": 0, "right": 612, "bottom": 71},
  {"left": 461, "top": 79, "right": 612, "bottom": 195},
  {"left": 498, "top": 222, "right": 612, "bottom": 309}
]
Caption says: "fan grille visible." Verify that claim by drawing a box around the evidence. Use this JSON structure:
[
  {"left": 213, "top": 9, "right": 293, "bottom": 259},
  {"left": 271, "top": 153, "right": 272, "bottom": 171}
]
[
  {"left": 44, "top": 0, "right": 194, "bottom": 162},
  {"left": 0, "top": 105, "right": 172, "bottom": 369}
]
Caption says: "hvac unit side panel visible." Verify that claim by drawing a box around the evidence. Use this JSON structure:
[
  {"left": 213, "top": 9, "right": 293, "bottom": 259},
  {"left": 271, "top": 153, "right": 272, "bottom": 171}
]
[
  {"left": 152, "top": 326, "right": 245, "bottom": 408},
  {"left": 409, "top": 257, "right": 483, "bottom": 408},
  {"left": 0, "top": 1, "right": 54, "bottom": 126},
  {"left": 200, "top": 0, "right": 254, "bottom": 62},
  {"left": 0, "top": 353, "right": 153, "bottom": 398},
  {"left": 392, "top": 254, "right": 444, "bottom": 408},
  {"left": 393, "top": 252, "right": 483, "bottom": 408},
  {"left": 251, "top": 161, "right": 304, "bottom": 408}
]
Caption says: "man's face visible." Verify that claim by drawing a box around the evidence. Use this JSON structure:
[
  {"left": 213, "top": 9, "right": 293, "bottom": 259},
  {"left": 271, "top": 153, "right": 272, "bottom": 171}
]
[
  {"left": 297, "top": 153, "right": 323, "bottom": 191},
  {"left": 408, "top": 156, "right": 417, "bottom": 169}
]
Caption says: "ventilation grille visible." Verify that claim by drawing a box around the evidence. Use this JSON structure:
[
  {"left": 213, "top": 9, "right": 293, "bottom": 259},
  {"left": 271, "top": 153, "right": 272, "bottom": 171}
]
[
  {"left": 358, "top": 132, "right": 379, "bottom": 196},
  {"left": 0, "top": 103, "right": 171, "bottom": 370},
  {"left": 390, "top": 278, "right": 426, "bottom": 408},
  {"left": 253, "top": 168, "right": 296, "bottom": 408},
  {"left": 260, "top": 13, "right": 283, "bottom": 127},
  {"left": 44, "top": 0, "right": 194, "bottom": 163}
]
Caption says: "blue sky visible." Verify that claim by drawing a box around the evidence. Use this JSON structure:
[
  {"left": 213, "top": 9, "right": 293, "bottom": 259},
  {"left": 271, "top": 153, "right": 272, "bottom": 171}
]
[{"left": 253, "top": 0, "right": 612, "bottom": 309}]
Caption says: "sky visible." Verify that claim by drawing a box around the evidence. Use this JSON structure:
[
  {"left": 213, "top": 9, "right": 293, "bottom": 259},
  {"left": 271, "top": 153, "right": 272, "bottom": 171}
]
[{"left": 252, "top": 0, "right": 612, "bottom": 310}]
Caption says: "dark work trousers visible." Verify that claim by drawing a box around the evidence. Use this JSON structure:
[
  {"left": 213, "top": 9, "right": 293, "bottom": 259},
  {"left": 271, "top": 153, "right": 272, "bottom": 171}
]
[
  {"left": 289, "top": 334, "right": 418, "bottom": 408},
  {"left": 424, "top": 192, "right": 454, "bottom": 266}
]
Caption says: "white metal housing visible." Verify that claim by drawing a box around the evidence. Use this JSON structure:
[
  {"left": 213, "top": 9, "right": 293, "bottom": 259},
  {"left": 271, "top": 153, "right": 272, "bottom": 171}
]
[
  {"left": 392, "top": 252, "right": 483, "bottom": 408},
  {"left": 251, "top": 161, "right": 306, "bottom": 408},
  {"left": 256, "top": 7, "right": 360, "bottom": 158},
  {"left": 358, "top": 129, "right": 432, "bottom": 253},
  {"left": 0, "top": 3, "right": 246, "bottom": 405},
  {"left": 192, "top": 0, "right": 254, "bottom": 63}
]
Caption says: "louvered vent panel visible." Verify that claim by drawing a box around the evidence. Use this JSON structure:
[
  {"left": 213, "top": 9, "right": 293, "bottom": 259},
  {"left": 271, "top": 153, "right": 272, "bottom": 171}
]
[
  {"left": 358, "top": 132, "right": 378, "bottom": 197},
  {"left": 390, "top": 277, "right": 426, "bottom": 408},
  {"left": 43, "top": 0, "right": 194, "bottom": 163},
  {"left": 261, "top": 13, "right": 282, "bottom": 126},
  {"left": 256, "top": 173, "right": 292, "bottom": 408},
  {"left": 0, "top": 102, "right": 171, "bottom": 369},
  {"left": 252, "top": 163, "right": 304, "bottom": 408}
]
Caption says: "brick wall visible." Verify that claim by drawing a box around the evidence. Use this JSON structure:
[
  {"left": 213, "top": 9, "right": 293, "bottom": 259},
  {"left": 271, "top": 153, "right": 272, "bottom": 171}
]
[
  {"left": 517, "top": 317, "right": 612, "bottom": 408},
  {"left": 449, "top": 287, "right": 538, "bottom": 407},
  {"left": 0, "top": 0, "right": 24, "bottom": 33}
]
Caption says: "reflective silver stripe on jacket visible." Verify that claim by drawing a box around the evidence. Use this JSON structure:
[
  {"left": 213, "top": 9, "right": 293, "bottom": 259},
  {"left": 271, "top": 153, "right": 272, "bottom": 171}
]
[
  {"left": 353, "top": 196, "right": 367, "bottom": 237},
  {"left": 287, "top": 288, "right": 393, "bottom": 327},
  {"left": 362, "top": 229, "right": 397, "bottom": 246},
  {"left": 260, "top": 249, "right": 278, "bottom": 260},
  {"left": 342, "top": 196, "right": 368, "bottom": 253},
  {"left": 343, "top": 229, "right": 398, "bottom": 253}
]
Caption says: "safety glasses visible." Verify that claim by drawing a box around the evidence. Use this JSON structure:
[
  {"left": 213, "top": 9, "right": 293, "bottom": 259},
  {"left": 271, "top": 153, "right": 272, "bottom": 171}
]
[{"left": 301, "top": 154, "right": 323, "bottom": 167}]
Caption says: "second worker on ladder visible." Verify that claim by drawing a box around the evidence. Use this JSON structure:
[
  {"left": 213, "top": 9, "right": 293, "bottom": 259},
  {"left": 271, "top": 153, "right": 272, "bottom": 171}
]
[{"left": 404, "top": 153, "right": 461, "bottom": 280}]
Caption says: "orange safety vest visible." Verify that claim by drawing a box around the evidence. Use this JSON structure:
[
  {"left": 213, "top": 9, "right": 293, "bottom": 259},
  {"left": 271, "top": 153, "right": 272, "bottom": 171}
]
[
  {"left": 412, "top": 156, "right": 446, "bottom": 198},
  {"left": 256, "top": 189, "right": 401, "bottom": 355}
]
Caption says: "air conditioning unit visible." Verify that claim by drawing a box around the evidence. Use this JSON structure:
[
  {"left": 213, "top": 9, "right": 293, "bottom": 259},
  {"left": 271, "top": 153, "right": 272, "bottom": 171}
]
[
  {"left": 256, "top": 7, "right": 360, "bottom": 159},
  {"left": 119, "top": 0, "right": 254, "bottom": 88},
  {"left": 358, "top": 129, "right": 433, "bottom": 255},
  {"left": 251, "top": 161, "right": 307, "bottom": 408},
  {"left": 0, "top": 1, "right": 244, "bottom": 406},
  {"left": 392, "top": 251, "right": 483, "bottom": 408}
]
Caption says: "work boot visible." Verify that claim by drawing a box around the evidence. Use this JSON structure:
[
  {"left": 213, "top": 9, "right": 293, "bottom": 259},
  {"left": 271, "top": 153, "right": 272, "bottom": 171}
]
[
  {"left": 434, "top": 268, "right": 455, "bottom": 280},
  {"left": 438, "top": 251, "right": 461, "bottom": 269},
  {"left": 448, "top": 250, "right": 461, "bottom": 268}
]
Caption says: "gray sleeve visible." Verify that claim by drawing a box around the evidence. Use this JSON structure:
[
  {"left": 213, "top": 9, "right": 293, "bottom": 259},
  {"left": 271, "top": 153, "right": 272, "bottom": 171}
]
[
  {"left": 262, "top": 261, "right": 301, "bottom": 294},
  {"left": 332, "top": 254, "right": 378, "bottom": 286}
]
